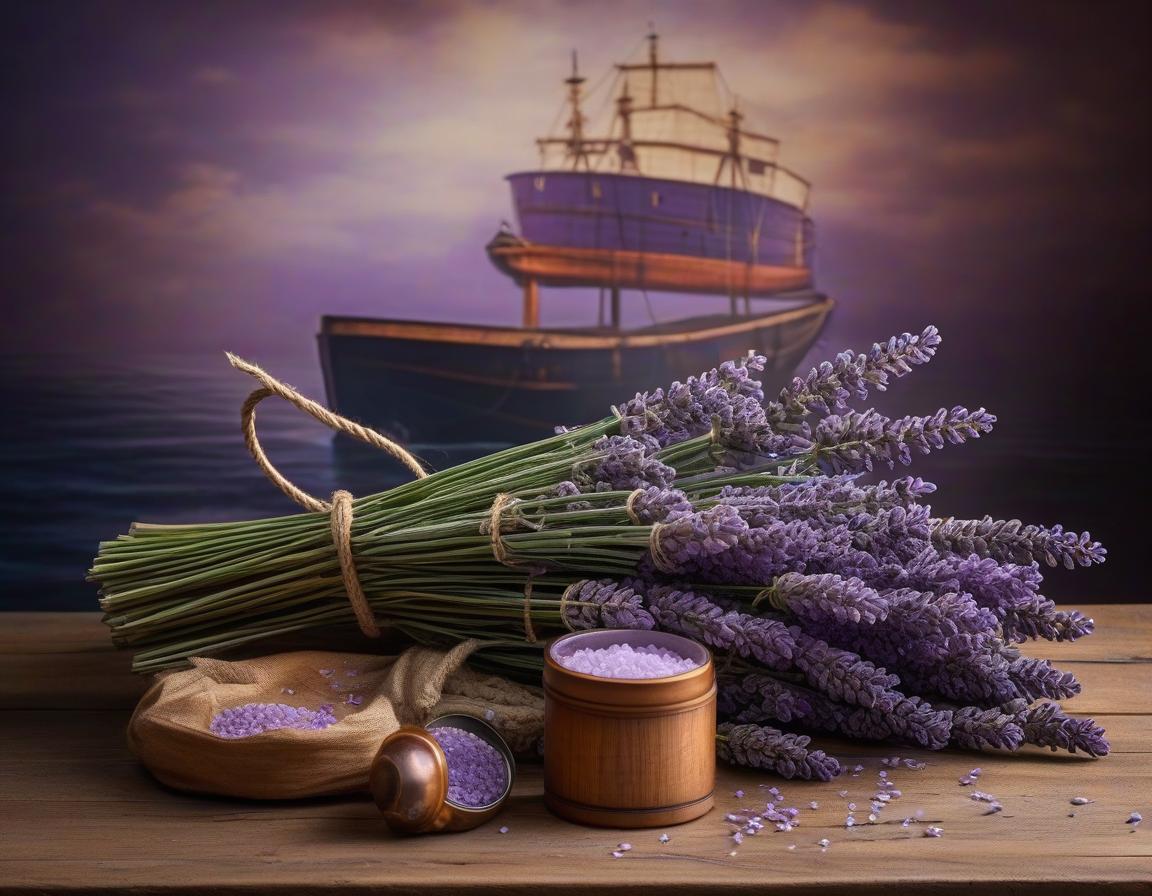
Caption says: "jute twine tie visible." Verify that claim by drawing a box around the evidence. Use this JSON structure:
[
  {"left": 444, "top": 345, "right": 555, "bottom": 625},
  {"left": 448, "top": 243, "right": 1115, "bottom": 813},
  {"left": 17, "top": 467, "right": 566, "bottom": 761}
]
[
  {"left": 228, "top": 353, "right": 429, "bottom": 639},
  {"left": 479, "top": 492, "right": 542, "bottom": 643}
]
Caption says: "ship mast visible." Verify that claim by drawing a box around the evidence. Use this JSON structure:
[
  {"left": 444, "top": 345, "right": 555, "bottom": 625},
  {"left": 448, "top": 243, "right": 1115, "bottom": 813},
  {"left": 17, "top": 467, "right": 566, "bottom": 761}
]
[
  {"left": 647, "top": 27, "right": 659, "bottom": 106},
  {"left": 565, "top": 51, "right": 590, "bottom": 171},
  {"left": 616, "top": 79, "right": 638, "bottom": 172}
]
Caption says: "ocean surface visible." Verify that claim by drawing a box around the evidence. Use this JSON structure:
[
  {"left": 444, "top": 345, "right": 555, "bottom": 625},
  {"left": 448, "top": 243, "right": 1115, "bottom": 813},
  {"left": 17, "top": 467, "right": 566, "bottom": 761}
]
[{"left": 0, "top": 332, "right": 1135, "bottom": 611}]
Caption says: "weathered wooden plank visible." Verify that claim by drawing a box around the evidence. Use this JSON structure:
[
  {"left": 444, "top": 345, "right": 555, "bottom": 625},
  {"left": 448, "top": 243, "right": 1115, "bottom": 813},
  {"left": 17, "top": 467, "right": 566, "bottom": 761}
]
[{"left": 4, "top": 605, "right": 1147, "bottom": 658}]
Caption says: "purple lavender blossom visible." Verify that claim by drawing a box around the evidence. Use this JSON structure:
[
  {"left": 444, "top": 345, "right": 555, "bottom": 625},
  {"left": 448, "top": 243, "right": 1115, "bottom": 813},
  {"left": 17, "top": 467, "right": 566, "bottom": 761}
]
[
  {"left": 716, "top": 722, "right": 842, "bottom": 781},
  {"left": 719, "top": 672, "right": 813, "bottom": 723},
  {"left": 791, "top": 631, "right": 901, "bottom": 709},
  {"left": 717, "top": 476, "right": 937, "bottom": 531},
  {"left": 574, "top": 435, "right": 676, "bottom": 492},
  {"left": 930, "top": 516, "right": 1106, "bottom": 569},
  {"left": 1018, "top": 702, "right": 1109, "bottom": 757},
  {"left": 562, "top": 579, "right": 655, "bottom": 631},
  {"left": 949, "top": 705, "right": 1026, "bottom": 751},
  {"left": 627, "top": 486, "right": 694, "bottom": 524},
  {"left": 766, "top": 572, "right": 890, "bottom": 626},
  {"left": 999, "top": 594, "right": 1096, "bottom": 643},
  {"left": 643, "top": 583, "right": 795, "bottom": 670},
  {"left": 648, "top": 505, "right": 746, "bottom": 572},
  {"left": 810, "top": 406, "right": 996, "bottom": 475},
  {"left": 1007, "top": 657, "right": 1081, "bottom": 701},
  {"left": 764, "top": 326, "right": 942, "bottom": 426},
  {"left": 796, "top": 685, "right": 953, "bottom": 750}
]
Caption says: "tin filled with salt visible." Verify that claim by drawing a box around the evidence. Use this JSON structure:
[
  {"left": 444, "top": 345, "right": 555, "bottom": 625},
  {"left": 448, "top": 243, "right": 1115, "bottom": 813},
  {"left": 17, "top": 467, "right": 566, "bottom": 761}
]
[
  {"left": 369, "top": 713, "right": 514, "bottom": 834},
  {"left": 543, "top": 629, "right": 716, "bottom": 828}
]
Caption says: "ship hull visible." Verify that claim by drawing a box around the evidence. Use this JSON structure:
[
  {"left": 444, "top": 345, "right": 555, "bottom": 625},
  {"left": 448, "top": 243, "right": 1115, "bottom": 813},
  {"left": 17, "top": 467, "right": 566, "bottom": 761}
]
[
  {"left": 318, "top": 296, "right": 833, "bottom": 444},
  {"left": 497, "top": 170, "right": 814, "bottom": 294}
]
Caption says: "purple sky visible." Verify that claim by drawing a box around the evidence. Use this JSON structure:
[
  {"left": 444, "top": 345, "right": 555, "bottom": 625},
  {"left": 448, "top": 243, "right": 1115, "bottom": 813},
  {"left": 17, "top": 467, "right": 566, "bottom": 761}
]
[{"left": 3, "top": 0, "right": 1148, "bottom": 360}]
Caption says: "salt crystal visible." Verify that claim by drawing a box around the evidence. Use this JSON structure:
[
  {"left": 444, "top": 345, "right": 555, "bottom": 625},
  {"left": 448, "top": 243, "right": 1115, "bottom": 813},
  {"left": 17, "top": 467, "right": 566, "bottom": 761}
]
[
  {"left": 848, "top": 802, "right": 857, "bottom": 811},
  {"left": 845, "top": 816, "right": 855, "bottom": 828},
  {"left": 958, "top": 776, "right": 974, "bottom": 786},
  {"left": 1070, "top": 796, "right": 1092, "bottom": 806},
  {"left": 818, "top": 838, "right": 830, "bottom": 848},
  {"left": 429, "top": 726, "right": 508, "bottom": 808},
  {"left": 499, "top": 826, "right": 509, "bottom": 834},
  {"left": 618, "top": 842, "right": 632, "bottom": 851},
  {"left": 659, "top": 833, "right": 670, "bottom": 843},
  {"left": 556, "top": 642, "right": 699, "bottom": 678},
  {"left": 611, "top": 851, "right": 624, "bottom": 858},
  {"left": 787, "top": 844, "right": 796, "bottom": 851},
  {"left": 1126, "top": 812, "right": 1142, "bottom": 825},
  {"left": 983, "top": 803, "right": 1003, "bottom": 815},
  {"left": 903, "top": 759, "right": 926, "bottom": 770},
  {"left": 281, "top": 688, "right": 294, "bottom": 695},
  {"left": 924, "top": 826, "right": 943, "bottom": 838},
  {"left": 867, "top": 813, "right": 878, "bottom": 823},
  {"left": 970, "top": 791, "right": 997, "bottom": 803},
  {"left": 209, "top": 702, "right": 337, "bottom": 739},
  {"left": 809, "top": 801, "right": 819, "bottom": 810},
  {"left": 734, "top": 789, "right": 745, "bottom": 798},
  {"left": 837, "top": 790, "right": 849, "bottom": 798},
  {"left": 969, "top": 767, "right": 983, "bottom": 777}
]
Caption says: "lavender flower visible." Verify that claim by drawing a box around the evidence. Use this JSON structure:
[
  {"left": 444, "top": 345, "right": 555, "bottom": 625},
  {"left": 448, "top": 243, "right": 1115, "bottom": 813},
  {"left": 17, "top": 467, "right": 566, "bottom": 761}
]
[
  {"left": 574, "top": 435, "right": 676, "bottom": 491},
  {"left": 796, "top": 685, "right": 953, "bottom": 750},
  {"left": 791, "top": 631, "right": 901, "bottom": 709},
  {"left": 810, "top": 407, "right": 996, "bottom": 475},
  {"left": 764, "top": 325, "right": 942, "bottom": 425},
  {"left": 1018, "top": 702, "right": 1109, "bottom": 757},
  {"left": 1007, "top": 657, "right": 1081, "bottom": 701},
  {"left": 648, "top": 505, "right": 746, "bottom": 572},
  {"left": 716, "top": 722, "right": 842, "bottom": 781},
  {"left": 765, "top": 572, "right": 890, "bottom": 626},
  {"left": 931, "top": 516, "right": 1106, "bottom": 569},
  {"left": 643, "top": 583, "right": 795, "bottom": 669},
  {"left": 562, "top": 579, "right": 655, "bottom": 631},
  {"left": 719, "top": 672, "right": 813, "bottom": 723},
  {"left": 627, "top": 486, "right": 693, "bottom": 524},
  {"left": 1000, "top": 594, "right": 1096, "bottom": 643},
  {"left": 949, "top": 705, "right": 1025, "bottom": 751}
]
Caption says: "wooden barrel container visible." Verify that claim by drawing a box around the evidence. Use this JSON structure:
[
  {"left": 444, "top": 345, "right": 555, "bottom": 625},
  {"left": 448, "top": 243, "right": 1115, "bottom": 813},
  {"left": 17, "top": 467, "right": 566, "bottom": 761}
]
[{"left": 543, "top": 629, "right": 716, "bottom": 828}]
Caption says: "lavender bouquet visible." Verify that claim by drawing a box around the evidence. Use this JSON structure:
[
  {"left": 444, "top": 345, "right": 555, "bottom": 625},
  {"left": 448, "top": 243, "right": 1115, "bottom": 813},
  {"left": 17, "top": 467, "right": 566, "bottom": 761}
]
[{"left": 91, "top": 326, "right": 1107, "bottom": 776}]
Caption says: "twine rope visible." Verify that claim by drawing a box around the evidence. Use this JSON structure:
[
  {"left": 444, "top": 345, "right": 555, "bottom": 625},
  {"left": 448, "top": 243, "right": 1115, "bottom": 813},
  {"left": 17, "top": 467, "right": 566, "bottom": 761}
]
[
  {"left": 624, "top": 487, "right": 646, "bottom": 525},
  {"left": 229, "top": 353, "right": 429, "bottom": 639},
  {"left": 647, "top": 521, "right": 677, "bottom": 574},
  {"left": 558, "top": 581, "right": 581, "bottom": 632}
]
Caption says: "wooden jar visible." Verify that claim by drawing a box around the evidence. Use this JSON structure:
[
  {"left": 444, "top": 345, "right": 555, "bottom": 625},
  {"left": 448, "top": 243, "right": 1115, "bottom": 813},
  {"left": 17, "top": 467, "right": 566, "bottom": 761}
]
[{"left": 543, "top": 629, "right": 716, "bottom": 828}]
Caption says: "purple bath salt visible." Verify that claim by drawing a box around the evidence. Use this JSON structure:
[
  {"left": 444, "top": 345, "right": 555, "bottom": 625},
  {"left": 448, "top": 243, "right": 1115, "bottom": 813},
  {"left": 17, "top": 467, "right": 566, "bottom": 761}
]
[
  {"left": 557, "top": 642, "right": 699, "bottom": 679},
  {"left": 429, "top": 725, "right": 508, "bottom": 808},
  {"left": 209, "top": 702, "right": 337, "bottom": 739}
]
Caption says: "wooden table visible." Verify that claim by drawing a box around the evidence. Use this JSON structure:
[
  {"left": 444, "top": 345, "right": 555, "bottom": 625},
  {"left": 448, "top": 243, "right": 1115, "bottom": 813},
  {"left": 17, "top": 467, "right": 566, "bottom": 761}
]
[{"left": 2, "top": 607, "right": 1149, "bottom": 894}]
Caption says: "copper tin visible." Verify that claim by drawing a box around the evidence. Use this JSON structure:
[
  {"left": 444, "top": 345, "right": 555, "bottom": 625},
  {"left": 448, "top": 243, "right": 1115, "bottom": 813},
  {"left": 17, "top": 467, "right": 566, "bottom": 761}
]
[{"left": 369, "top": 713, "right": 515, "bottom": 834}]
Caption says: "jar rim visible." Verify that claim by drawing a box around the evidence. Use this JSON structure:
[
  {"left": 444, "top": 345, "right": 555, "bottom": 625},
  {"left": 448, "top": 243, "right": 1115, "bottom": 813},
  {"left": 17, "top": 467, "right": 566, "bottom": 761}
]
[{"left": 547, "top": 629, "right": 711, "bottom": 683}]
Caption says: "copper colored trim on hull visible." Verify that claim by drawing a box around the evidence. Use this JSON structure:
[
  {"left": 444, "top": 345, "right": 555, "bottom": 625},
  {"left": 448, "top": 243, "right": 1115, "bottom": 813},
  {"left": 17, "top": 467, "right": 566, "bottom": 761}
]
[
  {"left": 321, "top": 299, "right": 833, "bottom": 350},
  {"left": 488, "top": 244, "right": 811, "bottom": 295}
]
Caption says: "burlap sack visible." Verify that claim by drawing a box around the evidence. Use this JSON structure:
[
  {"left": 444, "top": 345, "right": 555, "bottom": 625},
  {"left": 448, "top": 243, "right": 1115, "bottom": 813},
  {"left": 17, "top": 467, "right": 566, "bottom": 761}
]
[{"left": 127, "top": 641, "right": 545, "bottom": 799}]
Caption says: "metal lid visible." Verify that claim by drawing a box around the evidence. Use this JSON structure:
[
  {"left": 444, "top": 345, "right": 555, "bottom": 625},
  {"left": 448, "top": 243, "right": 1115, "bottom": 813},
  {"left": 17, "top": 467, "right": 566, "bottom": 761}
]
[
  {"left": 369, "top": 714, "right": 516, "bottom": 834},
  {"left": 369, "top": 726, "right": 450, "bottom": 833}
]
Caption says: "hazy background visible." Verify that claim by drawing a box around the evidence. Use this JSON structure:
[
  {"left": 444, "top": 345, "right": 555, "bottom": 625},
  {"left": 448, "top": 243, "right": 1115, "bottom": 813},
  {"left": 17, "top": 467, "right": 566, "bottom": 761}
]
[{"left": 2, "top": 0, "right": 1149, "bottom": 608}]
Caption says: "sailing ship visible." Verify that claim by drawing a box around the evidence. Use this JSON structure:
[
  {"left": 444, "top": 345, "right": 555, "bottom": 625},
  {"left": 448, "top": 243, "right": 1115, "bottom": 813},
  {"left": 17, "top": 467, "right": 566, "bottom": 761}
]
[{"left": 319, "top": 33, "right": 833, "bottom": 443}]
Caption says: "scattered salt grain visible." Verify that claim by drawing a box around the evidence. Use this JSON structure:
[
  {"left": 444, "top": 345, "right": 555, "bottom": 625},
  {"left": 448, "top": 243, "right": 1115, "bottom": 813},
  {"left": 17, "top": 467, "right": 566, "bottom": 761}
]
[
  {"left": 556, "top": 642, "right": 698, "bottom": 678},
  {"left": 837, "top": 790, "right": 849, "bottom": 798},
  {"left": 429, "top": 726, "right": 508, "bottom": 808},
  {"left": 1070, "top": 797, "right": 1093, "bottom": 806},
  {"left": 903, "top": 759, "right": 927, "bottom": 770},
  {"left": 845, "top": 816, "right": 855, "bottom": 828},
  {"left": 1126, "top": 812, "right": 1142, "bottom": 825},
  {"left": 611, "top": 851, "right": 624, "bottom": 859},
  {"left": 618, "top": 842, "right": 632, "bottom": 851},
  {"left": 787, "top": 844, "right": 796, "bottom": 850},
  {"left": 210, "top": 702, "right": 337, "bottom": 739},
  {"left": 345, "top": 694, "right": 363, "bottom": 706},
  {"left": 809, "top": 801, "right": 819, "bottom": 810},
  {"left": 281, "top": 688, "right": 294, "bottom": 695},
  {"left": 848, "top": 802, "right": 857, "bottom": 811},
  {"left": 659, "top": 833, "right": 671, "bottom": 843},
  {"left": 867, "top": 813, "right": 878, "bottom": 823},
  {"left": 970, "top": 791, "right": 997, "bottom": 803},
  {"left": 499, "top": 826, "right": 509, "bottom": 834},
  {"left": 734, "top": 789, "right": 745, "bottom": 798},
  {"left": 958, "top": 776, "right": 974, "bottom": 786},
  {"left": 818, "top": 838, "right": 830, "bottom": 849},
  {"left": 924, "top": 826, "right": 943, "bottom": 838},
  {"left": 969, "top": 767, "right": 983, "bottom": 777},
  {"left": 319, "top": 669, "right": 334, "bottom": 677},
  {"left": 983, "top": 803, "right": 1003, "bottom": 815}
]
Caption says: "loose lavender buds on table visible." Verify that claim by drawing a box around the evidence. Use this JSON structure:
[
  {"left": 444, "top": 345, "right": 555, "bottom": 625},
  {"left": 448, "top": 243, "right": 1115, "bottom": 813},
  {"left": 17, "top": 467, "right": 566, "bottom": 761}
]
[
  {"left": 556, "top": 642, "right": 699, "bottom": 678},
  {"left": 429, "top": 726, "right": 509, "bottom": 808}
]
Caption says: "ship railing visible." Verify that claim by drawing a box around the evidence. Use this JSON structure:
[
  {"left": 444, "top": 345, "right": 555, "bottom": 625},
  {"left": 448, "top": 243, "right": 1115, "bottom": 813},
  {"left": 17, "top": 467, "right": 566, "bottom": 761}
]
[{"left": 535, "top": 138, "right": 810, "bottom": 211}]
